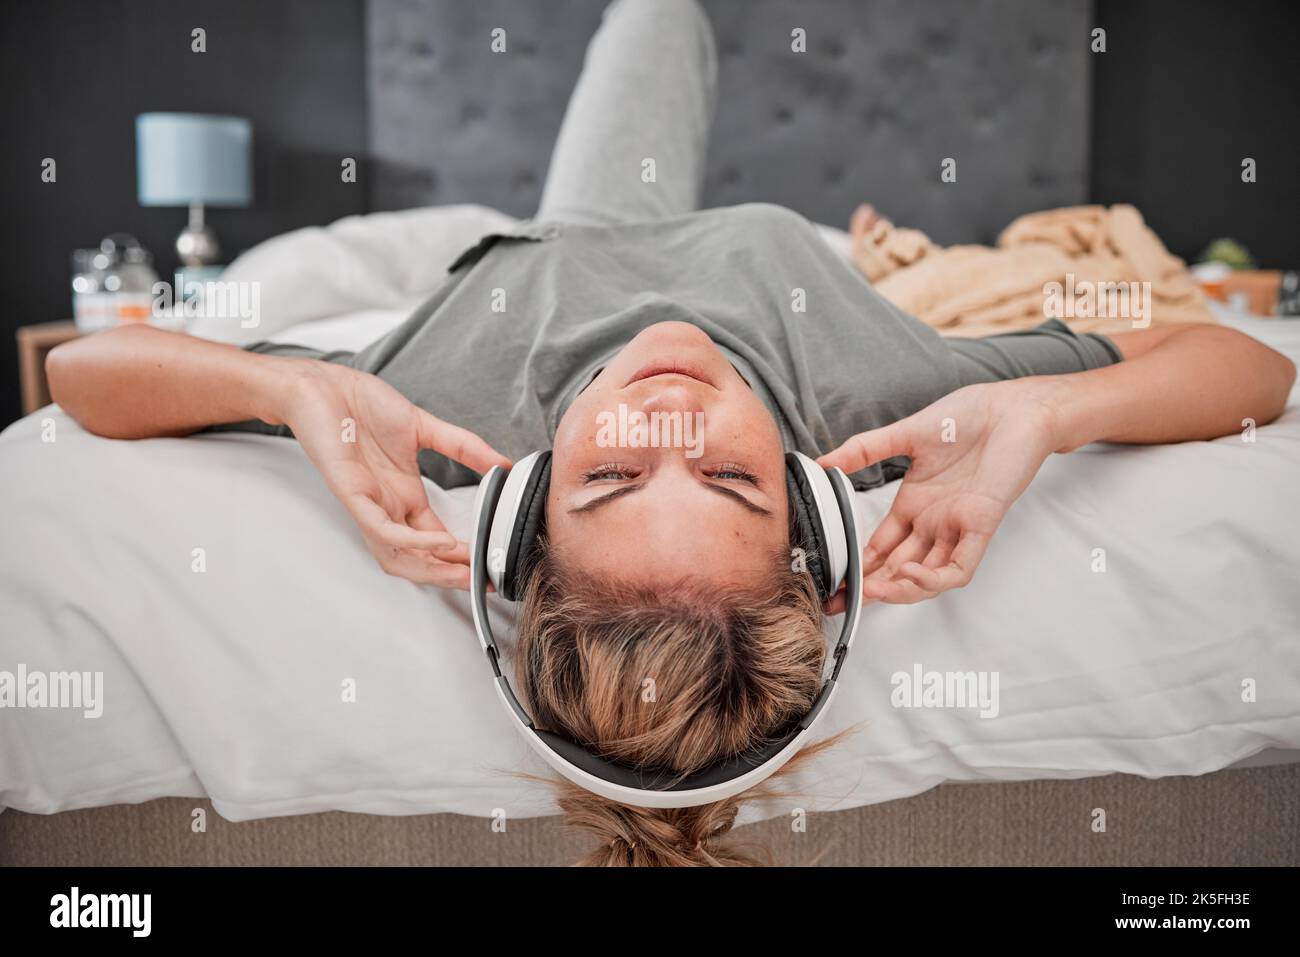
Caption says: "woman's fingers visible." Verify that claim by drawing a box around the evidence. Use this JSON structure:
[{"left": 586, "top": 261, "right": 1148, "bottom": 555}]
[
  {"left": 872, "top": 530, "right": 930, "bottom": 579},
  {"left": 862, "top": 575, "right": 937, "bottom": 604},
  {"left": 416, "top": 409, "right": 512, "bottom": 474},
  {"left": 899, "top": 532, "right": 988, "bottom": 594},
  {"left": 348, "top": 485, "right": 478, "bottom": 586},
  {"left": 921, "top": 538, "right": 955, "bottom": 571},
  {"left": 897, "top": 561, "right": 942, "bottom": 592},
  {"left": 821, "top": 531, "right": 938, "bottom": 608},
  {"left": 822, "top": 581, "right": 878, "bottom": 616},
  {"left": 899, "top": 538, "right": 956, "bottom": 590},
  {"left": 406, "top": 504, "right": 470, "bottom": 564},
  {"left": 862, "top": 511, "right": 912, "bottom": 575},
  {"left": 348, "top": 493, "right": 461, "bottom": 554},
  {"left": 932, "top": 532, "right": 990, "bottom": 591},
  {"left": 856, "top": 514, "right": 985, "bottom": 601},
  {"left": 405, "top": 502, "right": 446, "bottom": 531},
  {"left": 825, "top": 540, "right": 943, "bottom": 611},
  {"left": 425, "top": 539, "right": 471, "bottom": 565},
  {"left": 377, "top": 547, "right": 473, "bottom": 589},
  {"left": 822, "top": 586, "right": 847, "bottom": 617},
  {"left": 816, "top": 420, "right": 913, "bottom": 476}
]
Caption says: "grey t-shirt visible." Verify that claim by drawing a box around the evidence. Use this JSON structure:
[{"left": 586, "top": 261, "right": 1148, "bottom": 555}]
[{"left": 220, "top": 203, "right": 1121, "bottom": 489}]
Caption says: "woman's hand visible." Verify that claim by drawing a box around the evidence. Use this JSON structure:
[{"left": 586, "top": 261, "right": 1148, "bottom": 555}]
[
  {"left": 818, "top": 380, "right": 1062, "bottom": 606},
  {"left": 817, "top": 321, "right": 1296, "bottom": 609},
  {"left": 279, "top": 361, "right": 511, "bottom": 589}
]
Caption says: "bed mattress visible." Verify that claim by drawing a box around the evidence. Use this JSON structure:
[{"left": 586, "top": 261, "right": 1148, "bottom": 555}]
[{"left": 1, "top": 309, "right": 1298, "bottom": 824}]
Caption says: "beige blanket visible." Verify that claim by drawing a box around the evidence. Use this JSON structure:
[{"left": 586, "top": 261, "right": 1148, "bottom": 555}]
[{"left": 849, "top": 204, "right": 1214, "bottom": 337}]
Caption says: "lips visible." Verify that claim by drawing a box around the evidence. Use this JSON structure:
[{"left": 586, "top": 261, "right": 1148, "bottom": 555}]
[{"left": 626, "top": 361, "right": 715, "bottom": 388}]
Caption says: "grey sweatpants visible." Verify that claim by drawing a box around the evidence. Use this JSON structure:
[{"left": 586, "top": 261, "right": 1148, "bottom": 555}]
[{"left": 535, "top": 0, "right": 718, "bottom": 227}]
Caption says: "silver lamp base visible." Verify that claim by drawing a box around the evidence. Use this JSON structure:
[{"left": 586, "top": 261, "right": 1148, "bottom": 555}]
[{"left": 176, "top": 200, "right": 221, "bottom": 267}]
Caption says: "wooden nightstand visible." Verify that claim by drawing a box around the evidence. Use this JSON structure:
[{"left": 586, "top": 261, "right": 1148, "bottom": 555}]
[{"left": 16, "top": 321, "right": 83, "bottom": 416}]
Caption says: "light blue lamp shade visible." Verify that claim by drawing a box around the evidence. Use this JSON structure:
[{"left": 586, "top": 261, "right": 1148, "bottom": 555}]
[{"left": 136, "top": 113, "right": 252, "bottom": 207}]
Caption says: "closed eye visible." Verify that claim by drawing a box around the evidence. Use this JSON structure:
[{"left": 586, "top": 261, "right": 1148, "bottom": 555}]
[
  {"left": 569, "top": 479, "right": 774, "bottom": 517},
  {"left": 584, "top": 463, "right": 642, "bottom": 482},
  {"left": 706, "top": 463, "right": 759, "bottom": 485}
]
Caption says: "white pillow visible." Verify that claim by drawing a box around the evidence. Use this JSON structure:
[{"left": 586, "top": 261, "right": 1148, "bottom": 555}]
[
  {"left": 2, "top": 315, "right": 1298, "bottom": 823},
  {"left": 187, "top": 204, "right": 519, "bottom": 345}
]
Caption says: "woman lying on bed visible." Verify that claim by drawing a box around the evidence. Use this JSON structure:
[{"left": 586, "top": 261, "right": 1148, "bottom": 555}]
[{"left": 48, "top": 0, "right": 1294, "bottom": 866}]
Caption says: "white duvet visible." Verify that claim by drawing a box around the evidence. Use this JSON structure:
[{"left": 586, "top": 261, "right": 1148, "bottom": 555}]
[{"left": 2, "top": 207, "right": 1298, "bottom": 824}]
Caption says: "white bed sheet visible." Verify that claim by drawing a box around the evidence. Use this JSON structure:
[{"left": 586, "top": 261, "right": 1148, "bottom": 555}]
[{"left": 2, "top": 307, "right": 1298, "bottom": 823}]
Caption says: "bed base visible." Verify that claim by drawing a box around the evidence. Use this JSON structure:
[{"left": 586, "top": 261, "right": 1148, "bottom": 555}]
[{"left": 4, "top": 764, "right": 1296, "bottom": 866}]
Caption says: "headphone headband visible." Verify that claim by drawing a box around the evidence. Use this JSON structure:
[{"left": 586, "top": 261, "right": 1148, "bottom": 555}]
[{"left": 469, "top": 451, "right": 862, "bottom": 809}]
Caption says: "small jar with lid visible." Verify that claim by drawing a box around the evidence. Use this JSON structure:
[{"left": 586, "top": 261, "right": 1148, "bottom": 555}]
[{"left": 71, "top": 248, "right": 113, "bottom": 332}]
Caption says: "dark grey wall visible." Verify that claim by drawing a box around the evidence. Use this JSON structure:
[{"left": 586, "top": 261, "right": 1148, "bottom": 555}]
[
  {"left": 368, "top": 0, "right": 1299, "bottom": 265},
  {"left": 368, "top": 0, "right": 1092, "bottom": 243},
  {"left": 1091, "top": 0, "right": 1299, "bottom": 268},
  {"left": 3, "top": 0, "right": 1296, "bottom": 430},
  {"left": 0, "top": 0, "right": 368, "bottom": 426}
]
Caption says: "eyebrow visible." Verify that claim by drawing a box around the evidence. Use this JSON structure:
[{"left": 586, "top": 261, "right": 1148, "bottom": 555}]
[{"left": 569, "top": 482, "right": 774, "bottom": 517}]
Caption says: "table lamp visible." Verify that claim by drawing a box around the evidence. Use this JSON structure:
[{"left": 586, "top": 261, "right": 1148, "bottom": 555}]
[{"left": 136, "top": 113, "right": 252, "bottom": 266}]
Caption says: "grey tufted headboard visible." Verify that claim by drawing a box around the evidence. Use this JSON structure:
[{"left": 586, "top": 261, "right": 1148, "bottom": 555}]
[{"left": 367, "top": 0, "right": 1092, "bottom": 245}]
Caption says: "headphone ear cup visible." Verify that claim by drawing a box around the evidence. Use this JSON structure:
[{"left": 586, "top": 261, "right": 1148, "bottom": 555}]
[
  {"left": 785, "top": 453, "right": 833, "bottom": 600},
  {"left": 501, "top": 451, "right": 552, "bottom": 601}
]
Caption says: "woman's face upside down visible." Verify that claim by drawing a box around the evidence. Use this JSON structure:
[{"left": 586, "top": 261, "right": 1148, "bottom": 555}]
[{"left": 549, "top": 321, "right": 790, "bottom": 589}]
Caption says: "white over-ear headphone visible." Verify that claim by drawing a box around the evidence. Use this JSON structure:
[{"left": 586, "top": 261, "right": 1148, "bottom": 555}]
[{"left": 469, "top": 450, "right": 863, "bottom": 809}]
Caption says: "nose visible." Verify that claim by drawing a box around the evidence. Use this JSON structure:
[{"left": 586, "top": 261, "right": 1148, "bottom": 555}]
[{"left": 637, "top": 381, "right": 707, "bottom": 416}]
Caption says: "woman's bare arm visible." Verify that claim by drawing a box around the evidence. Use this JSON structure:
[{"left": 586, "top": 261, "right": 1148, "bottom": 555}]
[
  {"left": 45, "top": 323, "right": 510, "bottom": 588},
  {"left": 1048, "top": 323, "right": 1295, "bottom": 450},
  {"left": 46, "top": 324, "right": 301, "bottom": 438}
]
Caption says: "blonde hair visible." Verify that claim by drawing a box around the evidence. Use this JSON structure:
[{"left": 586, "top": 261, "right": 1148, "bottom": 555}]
[{"left": 512, "top": 536, "right": 832, "bottom": 866}]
